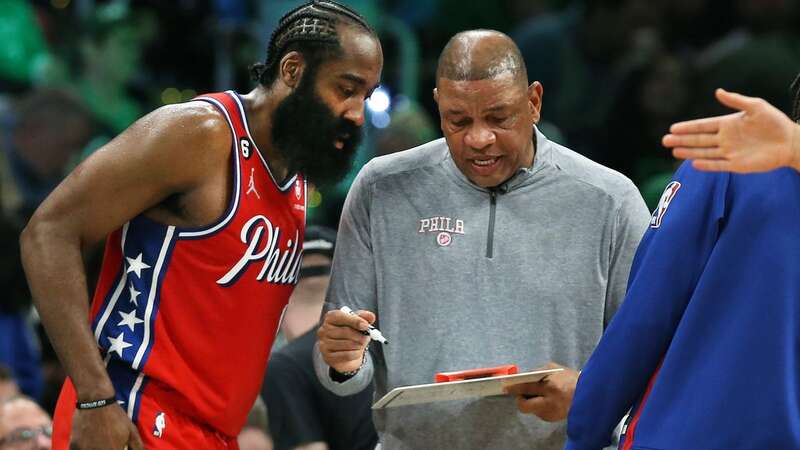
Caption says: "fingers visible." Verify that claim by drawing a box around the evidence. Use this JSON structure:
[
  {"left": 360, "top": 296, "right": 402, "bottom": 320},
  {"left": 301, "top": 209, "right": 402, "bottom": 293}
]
[
  {"left": 356, "top": 310, "right": 376, "bottom": 324},
  {"left": 503, "top": 380, "right": 548, "bottom": 397},
  {"left": 322, "top": 336, "right": 368, "bottom": 351},
  {"left": 662, "top": 132, "right": 719, "bottom": 149},
  {"left": 126, "top": 420, "right": 145, "bottom": 450},
  {"left": 318, "top": 313, "right": 369, "bottom": 372},
  {"left": 668, "top": 115, "right": 723, "bottom": 135},
  {"left": 318, "top": 331, "right": 367, "bottom": 358},
  {"left": 516, "top": 394, "right": 548, "bottom": 415},
  {"left": 322, "top": 348, "right": 364, "bottom": 363},
  {"left": 324, "top": 310, "right": 370, "bottom": 331},
  {"left": 320, "top": 323, "right": 370, "bottom": 342},
  {"left": 715, "top": 88, "right": 758, "bottom": 112}
]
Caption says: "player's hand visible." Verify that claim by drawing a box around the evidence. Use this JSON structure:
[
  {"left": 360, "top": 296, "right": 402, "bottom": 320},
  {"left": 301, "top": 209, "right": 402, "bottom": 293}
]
[
  {"left": 318, "top": 309, "right": 375, "bottom": 373},
  {"left": 503, "top": 362, "right": 579, "bottom": 422},
  {"left": 70, "top": 404, "right": 144, "bottom": 450},
  {"left": 663, "top": 88, "right": 800, "bottom": 173}
]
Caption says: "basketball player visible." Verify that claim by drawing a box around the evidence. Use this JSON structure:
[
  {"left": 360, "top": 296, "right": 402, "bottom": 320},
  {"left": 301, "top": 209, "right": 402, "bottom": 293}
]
[
  {"left": 19, "top": 2, "right": 382, "bottom": 449},
  {"left": 566, "top": 85, "right": 800, "bottom": 449}
]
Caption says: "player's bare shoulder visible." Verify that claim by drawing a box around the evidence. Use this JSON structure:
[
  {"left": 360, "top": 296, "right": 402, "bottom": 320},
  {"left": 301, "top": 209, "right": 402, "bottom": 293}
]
[
  {"left": 112, "top": 100, "right": 233, "bottom": 190},
  {"left": 145, "top": 100, "right": 231, "bottom": 161}
]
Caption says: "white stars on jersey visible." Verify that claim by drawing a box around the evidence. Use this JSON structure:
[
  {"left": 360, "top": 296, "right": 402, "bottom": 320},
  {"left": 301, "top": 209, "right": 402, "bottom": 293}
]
[
  {"left": 107, "top": 332, "right": 133, "bottom": 357},
  {"left": 128, "top": 283, "right": 141, "bottom": 306},
  {"left": 126, "top": 253, "right": 151, "bottom": 278},
  {"left": 103, "top": 252, "right": 151, "bottom": 359},
  {"left": 117, "top": 310, "right": 144, "bottom": 332}
]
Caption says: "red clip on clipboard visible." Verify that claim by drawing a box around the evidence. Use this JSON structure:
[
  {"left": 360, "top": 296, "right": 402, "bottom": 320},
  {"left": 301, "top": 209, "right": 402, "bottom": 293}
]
[{"left": 434, "top": 364, "right": 519, "bottom": 383}]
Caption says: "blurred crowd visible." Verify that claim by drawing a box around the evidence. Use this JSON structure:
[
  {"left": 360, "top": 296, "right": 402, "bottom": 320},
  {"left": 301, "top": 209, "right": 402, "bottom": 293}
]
[{"left": 0, "top": 0, "right": 798, "bottom": 448}]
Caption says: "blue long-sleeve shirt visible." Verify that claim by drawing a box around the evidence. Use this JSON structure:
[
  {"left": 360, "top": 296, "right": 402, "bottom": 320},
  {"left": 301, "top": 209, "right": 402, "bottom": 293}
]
[
  {"left": 0, "top": 310, "right": 43, "bottom": 400},
  {"left": 566, "top": 162, "right": 800, "bottom": 450}
]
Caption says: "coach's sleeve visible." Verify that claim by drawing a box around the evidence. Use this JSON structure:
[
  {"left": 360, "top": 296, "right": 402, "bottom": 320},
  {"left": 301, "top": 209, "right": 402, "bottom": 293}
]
[
  {"left": 604, "top": 180, "right": 650, "bottom": 327},
  {"left": 314, "top": 162, "right": 378, "bottom": 395},
  {"left": 566, "top": 162, "right": 730, "bottom": 450}
]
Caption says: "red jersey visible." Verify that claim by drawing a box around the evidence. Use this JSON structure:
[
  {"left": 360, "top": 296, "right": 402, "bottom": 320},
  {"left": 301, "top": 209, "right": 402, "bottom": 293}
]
[{"left": 87, "top": 91, "right": 306, "bottom": 437}]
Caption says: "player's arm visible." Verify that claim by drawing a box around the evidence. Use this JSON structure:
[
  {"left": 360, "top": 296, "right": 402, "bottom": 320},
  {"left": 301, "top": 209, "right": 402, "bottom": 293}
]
[
  {"left": 565, "top": 163, "right": 729, "bottom": 450},
  {"left": 315, "top": 162, "right": 378, "bottom": 396},
  {"left": 663, "top": 88, "right": 800, "bottom": 173},
  {"left": 20, "top": 102, "right": 230, "bottom": 450}
]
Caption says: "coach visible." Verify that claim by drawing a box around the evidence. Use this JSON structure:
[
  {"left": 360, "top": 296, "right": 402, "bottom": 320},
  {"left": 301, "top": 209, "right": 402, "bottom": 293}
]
[{"left": 315, "top": 29, "right": 650, "bottom": 449}]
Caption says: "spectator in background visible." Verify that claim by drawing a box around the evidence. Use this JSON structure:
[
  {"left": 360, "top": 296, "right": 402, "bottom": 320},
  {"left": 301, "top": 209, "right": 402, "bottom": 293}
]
[
  {"left": 0, "top": 89, "right": 94, "bottom": 225},
  {"left": 0, "top": 396, "right": 52, "bottom": 450},
  {"left": 0, "top": 0, "right": 54, "bottom": 92},
  {"left": 600, "top": 49, "right": 691, "bottom": 208},
  {"left": 0, "top": 89, "right": 100, "bottom": 417},
  {"left": 0, "top": 367, "right": 20, "bottom": 405},
  {"left": 659, "top": 0, "right": 736, "bottom": 55},
  {"left": 263, "top": 225, "right": 378, "bottom": 450},
  {"left": 238, "top": 396, "right": 274, "bottom": 450},
  {"left": 279, "top": 226, "right": 340, "bottom": 342},
  {"left": 603, "top": 51, "right": 691, "bottom": 181},
  {"left": 692, "top": 0, "right": 800, "bottom": 117},
  {"left": 75, "top": 1, "right": 155, "bottom": 135},
  {"left": 0, "top": 307, "right": 43, "bottom": 403},
  {"left": 0, "top": 216, "right": 31, "bottom": 312},
  {"left": 372, "top": 99, "right": 438, "bottom": 157},
  {"left": 511, "top": 0, "right": 664, "bottom": 159}
]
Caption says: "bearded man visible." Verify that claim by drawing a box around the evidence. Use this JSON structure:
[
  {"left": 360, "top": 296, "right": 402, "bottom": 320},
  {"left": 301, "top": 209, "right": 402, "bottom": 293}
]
[{"left": 20, "top": 2, "right": 382, "bottom": 449}]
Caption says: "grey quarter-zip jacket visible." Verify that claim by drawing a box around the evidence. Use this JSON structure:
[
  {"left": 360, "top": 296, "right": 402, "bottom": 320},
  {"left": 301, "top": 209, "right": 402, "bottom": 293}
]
[{"left": 313, "top": 127, "right": 651, "bottom": 450}]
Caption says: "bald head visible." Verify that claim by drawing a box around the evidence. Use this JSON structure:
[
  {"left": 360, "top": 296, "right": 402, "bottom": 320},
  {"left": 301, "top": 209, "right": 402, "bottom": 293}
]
[
  {"left": 0, "top": 396, "right": 52, "bottom": 450},
  {"left": 436, "top": 30, "right": 527, "bottom": 87}
]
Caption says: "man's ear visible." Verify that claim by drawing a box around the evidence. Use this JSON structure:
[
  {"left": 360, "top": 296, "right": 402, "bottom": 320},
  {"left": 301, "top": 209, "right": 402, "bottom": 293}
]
[
  {"left": 433, "top": 87, "right": 439, "bottom": 104},
  {"left": 279, "top": 51, "right": 305, "bottom": 89},
  {"left": 528, "top": 81, "right": 543, "bottom": 124}
]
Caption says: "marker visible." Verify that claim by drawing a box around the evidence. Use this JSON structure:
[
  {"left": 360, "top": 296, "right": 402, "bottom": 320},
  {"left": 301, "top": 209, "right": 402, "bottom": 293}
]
[{"left": 340, "top": 306, "right": 388, "bottom": 345}]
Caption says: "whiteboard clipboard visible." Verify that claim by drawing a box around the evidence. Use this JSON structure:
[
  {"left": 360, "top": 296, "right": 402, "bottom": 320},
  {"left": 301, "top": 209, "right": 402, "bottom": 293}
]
[{"left": 372, "top": 368, "right": 564, "bottom": 409}]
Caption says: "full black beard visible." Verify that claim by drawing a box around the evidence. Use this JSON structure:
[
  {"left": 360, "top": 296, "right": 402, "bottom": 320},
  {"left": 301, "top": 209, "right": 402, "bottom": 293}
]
[{"left": 271, "top": 73, "right": 362, "bottom": 186}]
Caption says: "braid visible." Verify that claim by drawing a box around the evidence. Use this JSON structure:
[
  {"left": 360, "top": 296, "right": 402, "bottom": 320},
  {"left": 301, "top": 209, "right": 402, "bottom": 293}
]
[
  {"left": 251, "top": 0, "right": 375, "bottom": 87},
  {"left": 791, "top": 72, "right": 800, "bottom": 122}
]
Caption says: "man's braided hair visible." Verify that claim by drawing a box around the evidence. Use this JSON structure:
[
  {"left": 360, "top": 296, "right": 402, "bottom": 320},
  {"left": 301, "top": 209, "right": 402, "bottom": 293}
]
[
  {"left": 791, "top": 72, "right": 800, "bottom": 122},
  {"left": 251, "top": 0, "right": 375, "bottom": 87}
]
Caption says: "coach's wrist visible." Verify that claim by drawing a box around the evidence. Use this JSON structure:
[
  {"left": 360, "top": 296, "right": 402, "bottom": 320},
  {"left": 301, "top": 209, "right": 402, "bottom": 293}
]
[
  {"left": 330, "top": 366, "right": 359, "bottom": 382},
  {"left": 329, "top": 347, "right": 368, "bottom": 383}
]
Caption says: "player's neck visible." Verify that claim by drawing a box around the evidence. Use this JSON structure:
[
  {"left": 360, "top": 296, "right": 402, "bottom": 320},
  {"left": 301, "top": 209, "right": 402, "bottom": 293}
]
[{"left": 240, "top": 86, "right": 291, "bottom": 181}]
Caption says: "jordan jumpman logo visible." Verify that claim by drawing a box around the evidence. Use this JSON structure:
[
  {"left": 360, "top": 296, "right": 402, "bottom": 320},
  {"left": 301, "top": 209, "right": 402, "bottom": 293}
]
[{"left": 247, "top": 168, "right": 260, "bottom": 199}]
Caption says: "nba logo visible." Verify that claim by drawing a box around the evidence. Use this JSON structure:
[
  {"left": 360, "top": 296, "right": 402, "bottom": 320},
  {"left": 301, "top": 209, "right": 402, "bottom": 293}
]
[
  {"left": 295, "top": 180, "right": 302, "bottom": 200},
  {"left": 650, "top": 181, "right": 681, "bottom": 228},
  {"left": 153, "top": 412, "right": 166, "bottom": 438}
]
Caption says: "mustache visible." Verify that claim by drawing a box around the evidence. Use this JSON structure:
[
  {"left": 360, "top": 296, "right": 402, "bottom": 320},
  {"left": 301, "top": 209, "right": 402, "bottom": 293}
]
[{"left": 335, "top": 119, "right": 362, "bottom": 147}]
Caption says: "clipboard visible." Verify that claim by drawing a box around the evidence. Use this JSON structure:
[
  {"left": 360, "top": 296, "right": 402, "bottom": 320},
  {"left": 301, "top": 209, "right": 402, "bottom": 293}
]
[{"left": 372, "top": 367, "right": 564, "bottom": 410}]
